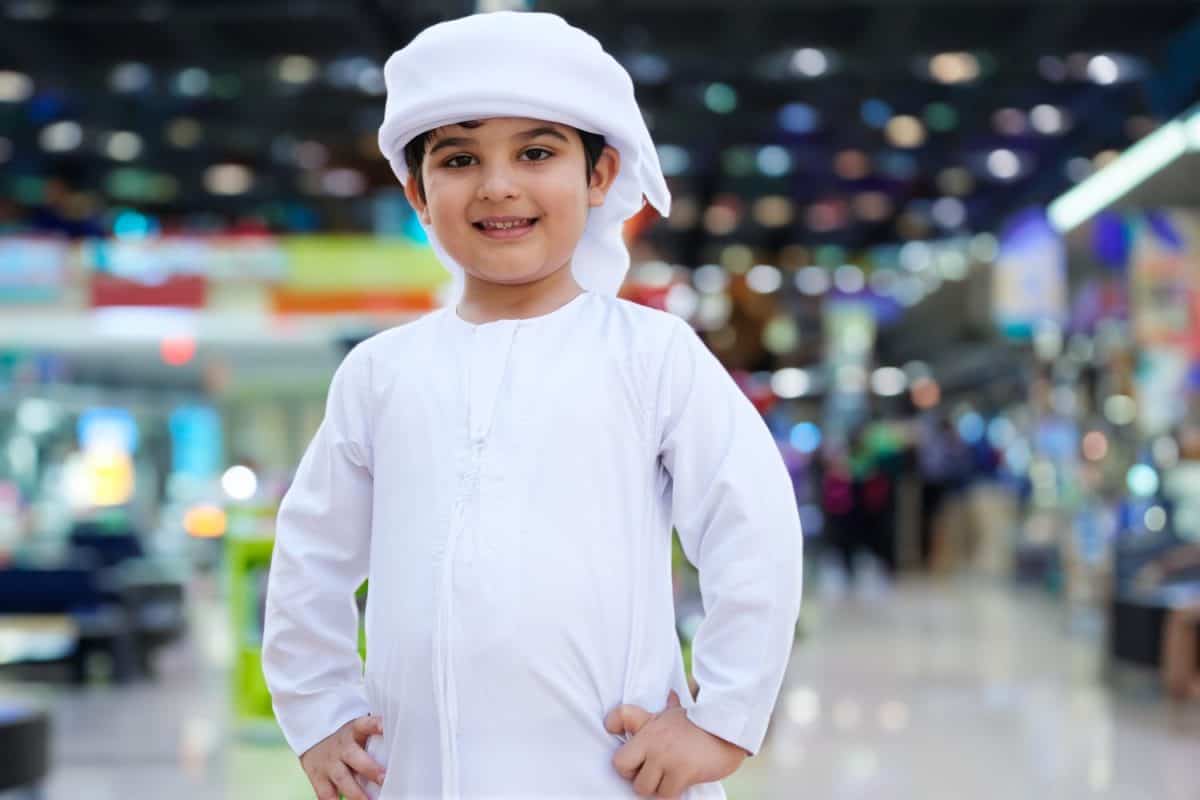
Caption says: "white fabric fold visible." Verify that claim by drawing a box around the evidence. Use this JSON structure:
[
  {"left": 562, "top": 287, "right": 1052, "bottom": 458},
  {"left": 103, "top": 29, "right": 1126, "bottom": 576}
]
[{"left": 377, "top": 11, "right": 670, "bottom": 298}]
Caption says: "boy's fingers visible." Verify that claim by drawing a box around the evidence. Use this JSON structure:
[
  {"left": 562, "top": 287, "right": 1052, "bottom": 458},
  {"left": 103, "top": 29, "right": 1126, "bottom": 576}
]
[
  {"left": 632, "top": 759, "right": 664, "bottom": 798},
  {"left": 351, "top": 715, "right": 383, "bottom": 741},
  {"left": 612, "top": 738, "right": 647, "bottom": 780},
  {"left": 310, "top": 776, "right": 339, "bottom": 800},
  {"left": 665, "top": 690, "right": 681, "bottom": 709},
  {"left": 605, "top": 704, "right": 654, "bottom": 737},
  {"left": 329, "top": 763, "right": 369, "bottom": 800},
  {"left": 343, "top": 746, "right": 388, "bottom": 786},
  {"left": 658, "top": 770, "right": 688, "bottom": 799}
]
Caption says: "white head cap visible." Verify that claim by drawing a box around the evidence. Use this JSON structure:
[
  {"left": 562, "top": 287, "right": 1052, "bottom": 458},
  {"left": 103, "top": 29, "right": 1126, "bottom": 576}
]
[{"left": 377, "top": 11, "right": 670, "bottom": 298}]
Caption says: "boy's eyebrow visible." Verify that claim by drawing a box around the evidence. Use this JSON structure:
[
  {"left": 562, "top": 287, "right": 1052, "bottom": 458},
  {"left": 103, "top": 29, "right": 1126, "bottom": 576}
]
[
  {"left": 428, "top": 136, "right": 476, "bottom": 155},
  {"left": 427, "top": 126, "right": 570, "bottom": 155},
  {"left": 514, "top": 126, "right": 571, "bottom": 144}
]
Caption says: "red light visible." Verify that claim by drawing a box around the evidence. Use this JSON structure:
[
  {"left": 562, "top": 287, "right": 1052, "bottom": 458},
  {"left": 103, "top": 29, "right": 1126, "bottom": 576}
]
[
  {"left": 1082, "top": 431, "right": 1108, "bottom": 462},
  {"left": 161, "top": 336, "right": 196, "bottom": 366},
  {"left": 911, "top": 377, "right": 941, "bottom": 409}
]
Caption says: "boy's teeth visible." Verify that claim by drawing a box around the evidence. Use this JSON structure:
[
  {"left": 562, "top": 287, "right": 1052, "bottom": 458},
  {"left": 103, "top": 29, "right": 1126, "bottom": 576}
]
[{"left": 483, "top": 219, "right": 530, "bottom": 229}]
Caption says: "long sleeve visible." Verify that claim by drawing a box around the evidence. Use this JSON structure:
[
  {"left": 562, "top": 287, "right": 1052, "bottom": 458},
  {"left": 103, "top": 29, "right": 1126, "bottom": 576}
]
[
  {"left": 655, "top": 319, "right": 803, "bottom": 757},
  {"left": 262, "top": 346, "right": 375, "bottom": 756}
]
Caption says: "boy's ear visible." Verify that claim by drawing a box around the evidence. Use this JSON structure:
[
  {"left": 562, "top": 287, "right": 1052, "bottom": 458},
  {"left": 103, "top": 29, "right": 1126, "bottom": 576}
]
[
  {"left": 403, "top": 175, "right": 431, "bottom": 225},
  {"left": 587, "top": 145, "right": 621, "bottom": 208}
]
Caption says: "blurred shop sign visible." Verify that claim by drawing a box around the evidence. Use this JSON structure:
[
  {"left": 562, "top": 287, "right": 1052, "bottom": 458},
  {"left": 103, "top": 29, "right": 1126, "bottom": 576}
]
[
  {"left": 90, "top": 273, "right": 206, "bottom": 308},
  {"left": 169, "top": 405, "right": 223, "bottom": 479},
  {"left": 279, "top": 235, "right": 449, "bottom": 290},
  {"left": 1136, "top": 347, "right": 1191, "bottom": 436},
  {"left": 823, "top": 301, "right": 877, "bottom": 433},
  {"left": 1069, "top": 278, "right": 1128, "bottom": 335},
  {"left": 0, "top": 236, "right": 68, "bottom": 303},
  {"left": 1130, "top": 209, "right": 1200, "bottom": 351},
  {"left": 273, "top": 235, "right": 448, "bottom": 314},
  {"left": 82, "top": 235, "right": 287, "bottom": 284},
  {"left": 271, "top": 288, "right": 437, "bottom": 314},
  {"left": 992, "top": 207, "right": 1067, "bottom": 338}
]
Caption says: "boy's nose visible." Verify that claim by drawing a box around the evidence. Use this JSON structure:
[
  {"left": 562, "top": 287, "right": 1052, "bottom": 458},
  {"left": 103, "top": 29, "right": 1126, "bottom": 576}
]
[{"left": 476, "top": 167, "right": 520, "bottom": 201}]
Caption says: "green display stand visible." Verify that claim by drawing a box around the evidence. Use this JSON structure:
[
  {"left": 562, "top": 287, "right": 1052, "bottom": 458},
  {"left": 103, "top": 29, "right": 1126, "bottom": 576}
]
[
  {"left": 225, "top": 527, "right": 367, "bottom": 742},
  {"left": 226, "top": 536, "right": 279, "bottom": 740}
]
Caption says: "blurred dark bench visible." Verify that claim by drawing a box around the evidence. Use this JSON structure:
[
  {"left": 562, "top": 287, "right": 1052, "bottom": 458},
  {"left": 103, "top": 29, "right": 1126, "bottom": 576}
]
[
  {"left": 1110, "top": 535, "right": 1200, "bottom": 672},
  {"left": 1112, "top": 582, "right": 1200, "bottom": 668},
  {"left": 68, "top": 528, "right": 146, "bottom": 568},
  {"left": 0, "top": 703, "right": 49, "bottom": 794},
  {"left": 0, "top": 564, "right": 185, "bottom": 683}
]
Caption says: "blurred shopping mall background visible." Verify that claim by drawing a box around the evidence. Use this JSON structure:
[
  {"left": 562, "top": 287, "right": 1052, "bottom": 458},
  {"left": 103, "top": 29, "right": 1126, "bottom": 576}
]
[{"left": 2, "top": 0, "right": 1200, "bottom": 797}]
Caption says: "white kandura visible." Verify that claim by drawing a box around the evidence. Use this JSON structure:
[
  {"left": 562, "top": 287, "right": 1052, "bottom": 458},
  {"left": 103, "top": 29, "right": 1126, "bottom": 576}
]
[{"left": 263, "top": 293, "right": 804, "bottom": 799}]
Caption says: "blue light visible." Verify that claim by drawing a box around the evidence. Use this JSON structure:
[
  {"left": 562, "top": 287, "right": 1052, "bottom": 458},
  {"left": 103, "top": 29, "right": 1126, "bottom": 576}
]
[
  {"left": 78, "top": 407, "right": 138, "bottom": 453},
  {"left": 860, "top": 99, "right": 893, "bottom": 129},
  {"left": 790, "top": 421, "right": 822, "bottom": 453},
  {"left": 1126, "top": 464, "right": 1159, "bottom": 498},
  {"left": 757, "top": 145, "right": 792, "bottom": 176},
  {"left": 657, "top": 145, "right": 691, "bottom": 177},
  {"left": 987, "top": 417, "right": 1015, "bottom": 448},
  {"left": 27, "top": 92, "right": 64, "bottom": 124},
  {"left": 778, "top": 103, "right": 819, "bottom": 134},
  {"left": 169, "top": 405, "right": 223, "bottom": 478},
  {"left": 627, "top": 53, "right": 669, "bottom": 84},
  {"left": 878, "top": 151, "right": 919, "bottom": 180},
  {"left": 113, "top": 209, "right": 154, "bottom": 239},
  {"left": 958, "top": 412, "right": 985, "bottom": 443},
  {"left": 285, "top": 203, "right": 320, "bottom": 232}
]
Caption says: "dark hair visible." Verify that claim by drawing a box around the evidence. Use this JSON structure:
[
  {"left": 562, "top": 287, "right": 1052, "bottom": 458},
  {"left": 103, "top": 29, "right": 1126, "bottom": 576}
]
[{"left": 403, "top": 121, "right": 606, "bottom": 203}]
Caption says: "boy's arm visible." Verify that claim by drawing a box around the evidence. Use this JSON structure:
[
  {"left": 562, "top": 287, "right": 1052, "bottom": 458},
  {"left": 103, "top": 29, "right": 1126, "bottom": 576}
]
[
  {"left": 655, "top": 319, "right": 803, "bottom": 757},
  {"left": 262, "top": 347, "right": 375, "bottom": 757}
]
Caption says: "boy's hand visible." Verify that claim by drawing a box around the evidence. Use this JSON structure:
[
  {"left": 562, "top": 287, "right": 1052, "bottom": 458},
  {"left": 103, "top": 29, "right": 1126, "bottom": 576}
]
[
  {"left": 298, "top": 714, "right": 386, "bottom": 800},
  {"left": 604, "top": 691, "right": 748, "bottom": 799}
]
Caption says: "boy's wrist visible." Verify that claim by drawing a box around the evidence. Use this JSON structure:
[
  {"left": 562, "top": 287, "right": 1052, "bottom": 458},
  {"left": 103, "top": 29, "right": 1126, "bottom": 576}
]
[{"left": 684, "top": 698, "right": 755, "bottom": 757}]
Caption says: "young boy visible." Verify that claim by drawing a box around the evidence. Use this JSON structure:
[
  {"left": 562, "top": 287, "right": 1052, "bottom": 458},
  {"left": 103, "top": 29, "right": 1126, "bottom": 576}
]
[{"left": 262, "top": 12, "right": 803, "bottom": 800}]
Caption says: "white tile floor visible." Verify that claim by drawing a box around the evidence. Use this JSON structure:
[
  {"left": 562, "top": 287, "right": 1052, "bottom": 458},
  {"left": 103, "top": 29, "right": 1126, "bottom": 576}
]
[{"left": 7, "top": 573, "right": 1199, "bottom": 799}]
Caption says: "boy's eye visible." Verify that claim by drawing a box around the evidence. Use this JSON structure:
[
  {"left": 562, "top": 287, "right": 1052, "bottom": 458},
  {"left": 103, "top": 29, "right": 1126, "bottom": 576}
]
[
  {"left": 520, "top": 147, "right": 553, "bottom": 162},
  {"left": 443, "top": 154, "right": 476, "bottom": 168}
]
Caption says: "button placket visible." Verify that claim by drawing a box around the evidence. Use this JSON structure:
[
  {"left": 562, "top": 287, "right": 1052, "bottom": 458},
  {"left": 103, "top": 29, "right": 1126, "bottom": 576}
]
[{"left": 437, "top": 321, "right": 518, "bottom": 798}]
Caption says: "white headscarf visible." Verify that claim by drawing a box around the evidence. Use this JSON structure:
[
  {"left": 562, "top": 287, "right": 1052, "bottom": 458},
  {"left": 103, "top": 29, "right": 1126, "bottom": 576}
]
[{"left": 377, "top": 11, "right": 670, "bottom": 298}]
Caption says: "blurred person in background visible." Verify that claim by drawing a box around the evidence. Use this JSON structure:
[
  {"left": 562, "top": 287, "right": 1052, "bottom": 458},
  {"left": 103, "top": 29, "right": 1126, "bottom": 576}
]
[
  {"left": 818, "top": 426, "right": 899, "bottom": 585},
  {"left": 820, "top": 442, "right": 860, "bottom": 581},
  {"left": 916, "top": 413, "right": 965, "bottom": 571},
  {"left": 0, "top": 196, "right": 28, "bottom": 233},
  {"left": 27, "top": 174, "right": 105, "bottom": 239},
  {"left": 1162, "top": 597, "right": 1200, "bottom": 701},
  {"left": 1137, "top": 544, "right": 1200, "bottom": 701},
  {"left": 853, "top": 424, "right": 899, "bottom": 578}
]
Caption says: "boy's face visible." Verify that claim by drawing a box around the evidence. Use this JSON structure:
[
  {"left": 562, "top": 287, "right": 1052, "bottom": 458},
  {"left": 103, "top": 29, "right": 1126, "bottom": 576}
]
[{"left": 404, "top": 117, "right": 619, "bottom": 288}]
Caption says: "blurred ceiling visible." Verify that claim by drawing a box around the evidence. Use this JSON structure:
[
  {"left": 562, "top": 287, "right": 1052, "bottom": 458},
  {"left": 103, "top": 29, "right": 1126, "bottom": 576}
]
[{"left": 1, "top": 0, "right": 1198, "bottom": 257}]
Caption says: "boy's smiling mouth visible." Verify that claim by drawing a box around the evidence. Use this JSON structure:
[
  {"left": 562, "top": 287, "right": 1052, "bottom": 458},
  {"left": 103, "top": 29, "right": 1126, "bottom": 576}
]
[{"left": 472, "top": 216, "right": 539, "bottom": 239}]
